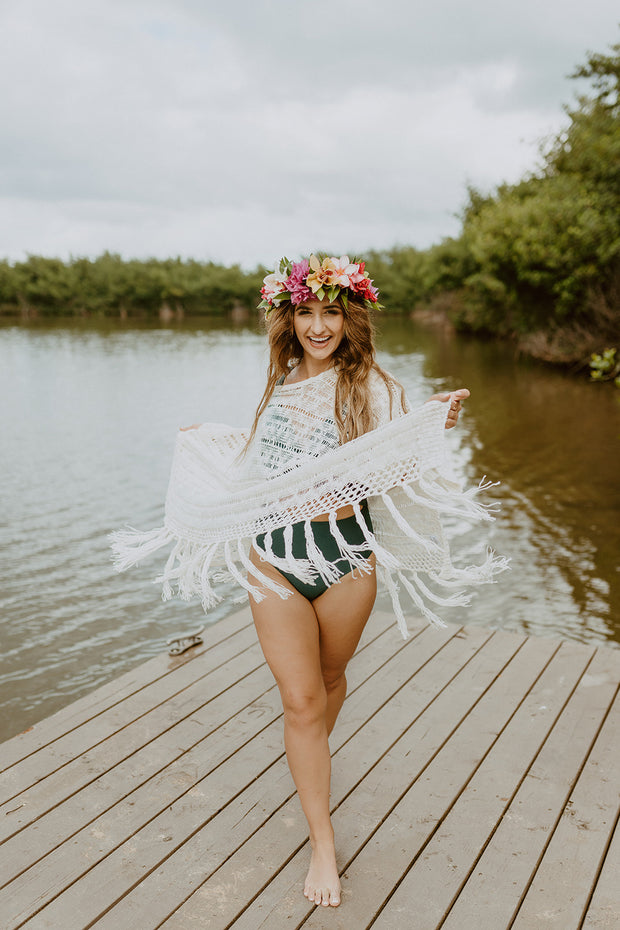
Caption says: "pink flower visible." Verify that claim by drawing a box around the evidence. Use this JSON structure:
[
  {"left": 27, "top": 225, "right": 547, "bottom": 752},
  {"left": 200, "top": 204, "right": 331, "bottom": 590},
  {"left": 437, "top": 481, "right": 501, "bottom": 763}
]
[{"left": 286, "top": 259, "right": 312, "bottom": 305}]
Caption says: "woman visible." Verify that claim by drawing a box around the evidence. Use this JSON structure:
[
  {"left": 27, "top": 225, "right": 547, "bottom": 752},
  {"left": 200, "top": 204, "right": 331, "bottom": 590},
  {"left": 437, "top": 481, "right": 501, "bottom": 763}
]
[
  {"left": 241, "top": 255, "right": 467, "bottom": 908},
  {"left": 112, "top": 254, "right": 501, "bottom": 911}
]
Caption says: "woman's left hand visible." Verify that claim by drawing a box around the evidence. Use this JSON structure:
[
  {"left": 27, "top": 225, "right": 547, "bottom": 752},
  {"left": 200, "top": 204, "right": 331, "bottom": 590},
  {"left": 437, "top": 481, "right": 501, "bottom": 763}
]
[{"left": 427, "top": 388, "right": 470, "bottom": 429}]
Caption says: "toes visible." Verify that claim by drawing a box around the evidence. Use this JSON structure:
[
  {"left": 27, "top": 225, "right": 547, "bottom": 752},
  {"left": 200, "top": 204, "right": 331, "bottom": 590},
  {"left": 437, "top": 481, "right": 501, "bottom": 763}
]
[
  {"left": 330, "top": 889, "right": 341, "bottom": 907},
  {"left": 320, "top": 888, "right": 330, "bottom": 907}
]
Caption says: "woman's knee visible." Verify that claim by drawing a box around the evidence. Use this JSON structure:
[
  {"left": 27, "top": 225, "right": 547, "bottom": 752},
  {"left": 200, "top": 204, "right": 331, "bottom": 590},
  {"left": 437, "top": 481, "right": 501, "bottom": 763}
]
[
  {"left": 281, "top": 685, "right": 327, "bottom": 727},
  {"left": 322, "top": 669, "right": 347, "bottom": 696}
]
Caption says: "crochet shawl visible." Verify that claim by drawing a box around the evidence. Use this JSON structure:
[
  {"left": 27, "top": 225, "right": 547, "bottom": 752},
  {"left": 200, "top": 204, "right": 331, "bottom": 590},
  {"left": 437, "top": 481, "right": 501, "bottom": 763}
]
[{"left": 111, "top": 369, "right": 507, "bottom": 637}]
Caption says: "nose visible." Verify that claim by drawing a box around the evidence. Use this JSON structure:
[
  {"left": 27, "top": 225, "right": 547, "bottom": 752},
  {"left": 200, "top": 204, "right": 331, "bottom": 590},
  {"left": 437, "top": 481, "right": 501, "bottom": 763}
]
[{"left": 310, "top": 313, "right": 325, "bottom": 333}]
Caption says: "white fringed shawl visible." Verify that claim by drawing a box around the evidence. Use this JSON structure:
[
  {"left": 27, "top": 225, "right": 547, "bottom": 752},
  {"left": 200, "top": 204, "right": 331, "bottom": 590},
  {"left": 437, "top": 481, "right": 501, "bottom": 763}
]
[{"left": 111, "top": 369, "right": 507, "bottom": 637}]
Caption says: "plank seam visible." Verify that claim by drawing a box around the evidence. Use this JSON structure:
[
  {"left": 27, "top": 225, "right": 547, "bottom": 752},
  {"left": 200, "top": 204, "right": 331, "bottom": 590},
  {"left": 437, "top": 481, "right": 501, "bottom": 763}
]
[
  {"left": 1, "top": 647, "right": 269, "bottom": 840},
  {"left": 506, "top": 677, "right": 620, "bottom": 930},
  {"left": 7, "top": 681, "right": 285, "bottom": 928},
  {"left": 82, "top": 620, "right": 429, "bottom": 928},
  {"left": 433, "top": 643, "right": 600, "bottom": 930},
  {"left": 0, "top": 631, "right": 263, "bottom": 804},
  {"left": 578, "top": 791, "right": 620, "bottom": 930},
  {"left": 4, "top": 612, "right": 406, "bottom": 922},
  {"left": 118, "top": 625, "right": 466, "bottom": 930},
  {"left": 350, "top": 634, "right": 565, "bottom": 928},
  {"left": 177, "top": 626, "right": 499, "bottom": 930},
  {"left": 0, "top": 615, "right": 256, "bottom": 772}
]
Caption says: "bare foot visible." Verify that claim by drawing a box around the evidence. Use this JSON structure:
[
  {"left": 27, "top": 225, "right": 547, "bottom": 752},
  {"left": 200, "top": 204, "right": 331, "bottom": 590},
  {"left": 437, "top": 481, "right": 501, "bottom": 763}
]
[{"left": 303, "top": 843, "right": 341, "bottom": 907}]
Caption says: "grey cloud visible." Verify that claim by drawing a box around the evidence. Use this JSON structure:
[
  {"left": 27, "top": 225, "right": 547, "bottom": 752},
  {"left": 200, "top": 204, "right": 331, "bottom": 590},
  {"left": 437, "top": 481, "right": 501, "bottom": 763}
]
[{"left": 0, "top": 0, "right": 617, "bottom": 264}]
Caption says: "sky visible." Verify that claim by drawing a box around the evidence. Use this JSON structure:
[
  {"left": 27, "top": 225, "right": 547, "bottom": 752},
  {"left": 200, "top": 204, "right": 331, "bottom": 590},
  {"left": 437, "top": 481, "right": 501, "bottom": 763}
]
[{"left": 0, "top": 1, "right": 618, "bottom": 269}]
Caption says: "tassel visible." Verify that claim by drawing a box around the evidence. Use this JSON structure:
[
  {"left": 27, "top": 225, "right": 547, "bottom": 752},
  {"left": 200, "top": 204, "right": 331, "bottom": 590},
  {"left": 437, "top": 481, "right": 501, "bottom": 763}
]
[
  {"left": 236, "top": 539, "right": 292, "bottom": 601},
  {"left": 353, "top": 502, "right": 400, "bottom": 570},
  {"left": 396, "top": 571, "right": 447, "bottom": 629},
  {"left": 417, "top": 475, "right": 498, "bottom": 523},
  {"left": 199, "top": 543, "right": 221, "bottom": 610},
  {"left": 156, "top": 539, "right": 183, "bottom": 601},
  {"left": 258, "top": 529, "right": 315, "bottom": 584},
  {"left": 408, "top": 571, "right": 469, "bottom": 608},
  {"left": 223, "top": 541, "right": 264, "bottom": 602},
  {"left": 380, "top": 492, "right": 441, "bottom": 554},
  {"left": 327, "top": 511, "right": 373, "bottom": 575},
  {"left": 303, "top": 519, "right": 342, "bottom": 586},
  {"left": 377, "top": 565, "right": 409, "bottom": 639},
  {"left": 401, "top": 482, "right": 468, "bottom": 518},
  {"left": 439, "top": 549, "right": 510, "bottom": 586},
  {"left": 109, "top": 526, "right": 174, "bottom": 572}
]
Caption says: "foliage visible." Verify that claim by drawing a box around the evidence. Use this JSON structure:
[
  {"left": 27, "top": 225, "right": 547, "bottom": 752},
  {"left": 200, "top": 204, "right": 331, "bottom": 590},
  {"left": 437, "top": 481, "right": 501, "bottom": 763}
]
[
  {"left": 452, "top": 38, "right": 620, "bottom": 347},
  {"left": 0, "top": 252, "right": 266, "bottom": 317},
  {"left": 589, "top": 347, "right": 620, "bottom": 386}
]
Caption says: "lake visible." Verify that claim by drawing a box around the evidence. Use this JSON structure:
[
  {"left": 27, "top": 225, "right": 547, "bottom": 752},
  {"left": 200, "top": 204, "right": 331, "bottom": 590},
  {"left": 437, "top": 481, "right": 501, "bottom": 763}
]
[{"left": 1, "top": 316, "right": 619, "bottom": 742}]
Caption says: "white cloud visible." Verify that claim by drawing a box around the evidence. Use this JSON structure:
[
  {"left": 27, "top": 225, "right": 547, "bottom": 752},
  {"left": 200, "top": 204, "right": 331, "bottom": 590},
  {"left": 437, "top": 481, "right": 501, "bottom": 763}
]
[{"left": 0, "top": 0, "right": 617, "bottom": 266}]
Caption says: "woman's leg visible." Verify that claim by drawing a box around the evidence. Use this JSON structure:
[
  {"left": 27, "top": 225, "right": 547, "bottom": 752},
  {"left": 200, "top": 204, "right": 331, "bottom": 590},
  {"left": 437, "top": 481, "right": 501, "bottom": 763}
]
[
  {"left": 248, "top": 549, "right": 376, "bottom": 908},
  {"left": 314, "top": 557, "right": 377, "bottom": 735}
]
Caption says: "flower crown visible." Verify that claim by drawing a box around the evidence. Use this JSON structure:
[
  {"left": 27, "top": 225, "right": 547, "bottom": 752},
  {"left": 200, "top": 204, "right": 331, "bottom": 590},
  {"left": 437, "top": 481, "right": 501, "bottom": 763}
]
[{"left": 259, "top": 255, "right": 381, "bottom": 316}]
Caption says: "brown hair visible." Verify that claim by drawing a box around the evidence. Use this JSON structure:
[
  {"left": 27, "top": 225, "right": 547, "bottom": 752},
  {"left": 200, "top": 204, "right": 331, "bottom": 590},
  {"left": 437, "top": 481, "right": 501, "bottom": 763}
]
[{"left": 245, "top": 297, "right": 406, "bottom": 448}]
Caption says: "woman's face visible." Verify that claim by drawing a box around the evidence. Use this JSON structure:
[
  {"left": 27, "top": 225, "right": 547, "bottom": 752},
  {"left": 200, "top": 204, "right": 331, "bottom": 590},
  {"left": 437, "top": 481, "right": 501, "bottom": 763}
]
[{"left": 293, "top": 298, "right": 345, "bottom": 365}]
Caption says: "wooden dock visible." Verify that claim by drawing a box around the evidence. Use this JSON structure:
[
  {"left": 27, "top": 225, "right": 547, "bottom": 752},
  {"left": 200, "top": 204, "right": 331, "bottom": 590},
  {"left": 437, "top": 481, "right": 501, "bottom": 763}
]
[{"left": 1, "top": 606, "right": 619, "bottom": 929}]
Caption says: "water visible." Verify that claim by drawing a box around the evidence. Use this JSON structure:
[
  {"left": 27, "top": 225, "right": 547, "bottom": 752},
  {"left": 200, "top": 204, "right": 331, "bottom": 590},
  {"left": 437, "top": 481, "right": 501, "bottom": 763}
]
[{"left": 1, "top": 317, "right": 619, "bottom": 742}]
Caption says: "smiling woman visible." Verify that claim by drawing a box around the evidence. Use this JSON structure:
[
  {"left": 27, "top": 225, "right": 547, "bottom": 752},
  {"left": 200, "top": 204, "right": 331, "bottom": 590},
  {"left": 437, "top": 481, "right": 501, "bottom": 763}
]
[
  {"left": 112, "top": 252, "right": 498, "bottom": 910},
  {"left": 292, "top": 299, "right": 345, "bottom": 366}
]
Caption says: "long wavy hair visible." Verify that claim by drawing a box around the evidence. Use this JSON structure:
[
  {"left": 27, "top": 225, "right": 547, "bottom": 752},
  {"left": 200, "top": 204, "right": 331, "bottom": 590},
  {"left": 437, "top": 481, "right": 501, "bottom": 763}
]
[{"left": 245, "top": 297, "right": 406, "bottom": 448}]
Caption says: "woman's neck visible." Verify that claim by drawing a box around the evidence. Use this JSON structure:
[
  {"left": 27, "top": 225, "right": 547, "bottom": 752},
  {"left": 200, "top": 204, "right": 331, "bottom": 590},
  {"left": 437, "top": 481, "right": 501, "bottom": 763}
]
[{"left": 293, "top": 356, "right": 334, "bottom": 382}]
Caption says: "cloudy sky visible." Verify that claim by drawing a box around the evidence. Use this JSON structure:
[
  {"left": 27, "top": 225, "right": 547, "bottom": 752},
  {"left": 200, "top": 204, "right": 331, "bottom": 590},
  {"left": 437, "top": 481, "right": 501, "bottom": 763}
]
[{"left": 1, "top": 1, "right": 618, "bottom": 269}]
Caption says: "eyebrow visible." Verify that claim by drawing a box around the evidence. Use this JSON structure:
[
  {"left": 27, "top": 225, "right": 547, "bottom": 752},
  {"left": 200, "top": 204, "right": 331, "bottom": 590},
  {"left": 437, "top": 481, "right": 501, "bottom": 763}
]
[{"left": 296, "top": 302, "right": 340, "bottom": 310}]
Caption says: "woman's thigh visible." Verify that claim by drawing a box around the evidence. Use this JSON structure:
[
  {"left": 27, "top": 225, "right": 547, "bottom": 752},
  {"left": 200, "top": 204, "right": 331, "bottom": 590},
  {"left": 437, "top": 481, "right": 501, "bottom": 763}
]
[
  {"left": 313, "top": 557, "right": 377, "bottom": 683},
  {"left": 248, "top": 549, "right": 324, "bottom": 701}
]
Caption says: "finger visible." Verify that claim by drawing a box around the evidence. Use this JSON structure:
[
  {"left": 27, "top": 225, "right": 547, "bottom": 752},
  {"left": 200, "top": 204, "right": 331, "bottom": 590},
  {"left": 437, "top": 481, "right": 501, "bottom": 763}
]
[{"left": 452, "top": 388, "right": 470, "bottom": 400}]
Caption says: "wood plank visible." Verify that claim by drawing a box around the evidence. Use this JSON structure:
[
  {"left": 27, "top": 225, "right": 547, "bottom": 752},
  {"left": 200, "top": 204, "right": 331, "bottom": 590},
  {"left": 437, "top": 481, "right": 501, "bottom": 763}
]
[
  {"left": 153, "top": 626, "right": 519, "bottom": 929},
  {"left": 0, "top": 619, "right": 259, "bottom": 804},
  {"left": 44, "top": 622, "right": 472, "bottom": 929},
  {"left": 582, "top": 812, "right": 620, "bottom": 928},
  {"left": 511, "top": 689, "right": 620, "bottom": 929},
  {"left": 438, "top": 646, "right": 620, "bottom": 930},
  {"left": 0, "top": 663, "right": 275, "bottom": 893},
  {"left": 0, "top": 607, "right": 254, "bottom": 770},
  {"left": 370, "top": 641, "right": 605, "bottom": 929},
  {"left": 4, "top": 604, "right": 615, "bottom": 930},
  {"left": 0, "top": 635, "right": 268, "bottom": 844},
  {"left": 232, "top": 632, "right": 556, "bottom": 930},
  {"left": 0, "top": 610, "right": 398, "bottom": 890},
  {"left": 2, "top": 611, "right": 412, "bottom": 927}
]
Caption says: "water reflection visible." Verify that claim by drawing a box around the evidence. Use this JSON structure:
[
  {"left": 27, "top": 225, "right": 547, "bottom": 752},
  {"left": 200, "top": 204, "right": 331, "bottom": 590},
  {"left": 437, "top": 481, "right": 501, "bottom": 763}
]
[
  {"left": 380, "top": 318, "right": 620, "bottom": 645},
  {"left": 1, "top": 316, "right": 619, "bottom": 742}
]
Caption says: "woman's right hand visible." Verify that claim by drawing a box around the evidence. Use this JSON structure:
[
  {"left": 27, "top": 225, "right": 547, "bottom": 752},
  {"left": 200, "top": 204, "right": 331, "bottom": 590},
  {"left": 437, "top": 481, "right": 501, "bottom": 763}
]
[{"left": 179, "top": 423, "right": 202, "bottom": 431}]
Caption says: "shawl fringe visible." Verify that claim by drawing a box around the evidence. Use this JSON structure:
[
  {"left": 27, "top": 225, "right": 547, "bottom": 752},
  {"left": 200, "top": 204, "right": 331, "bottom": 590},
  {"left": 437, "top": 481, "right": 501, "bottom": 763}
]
[{"left": 110, "top": 401, "right": 509, "bottom": 637}]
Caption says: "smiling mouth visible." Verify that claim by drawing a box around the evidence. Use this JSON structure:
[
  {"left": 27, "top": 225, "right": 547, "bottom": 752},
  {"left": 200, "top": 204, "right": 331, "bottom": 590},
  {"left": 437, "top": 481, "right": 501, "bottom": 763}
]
[{"left": 308, "top": 336, "right": 331, "bottom": 346}]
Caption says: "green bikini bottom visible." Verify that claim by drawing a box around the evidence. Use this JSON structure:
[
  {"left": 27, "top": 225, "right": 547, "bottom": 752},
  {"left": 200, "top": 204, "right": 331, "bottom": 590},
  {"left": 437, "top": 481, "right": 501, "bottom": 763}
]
[{"left": 254, "top": 502, "right": 374, "bottom": 600}]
